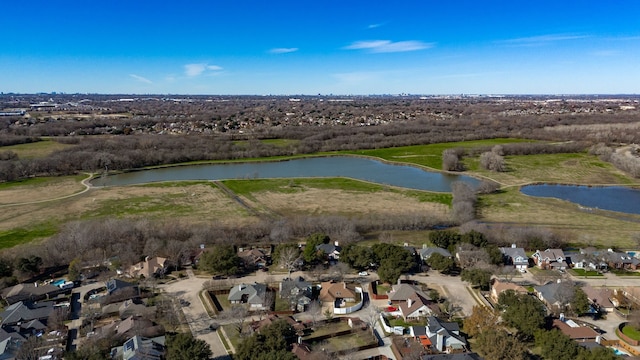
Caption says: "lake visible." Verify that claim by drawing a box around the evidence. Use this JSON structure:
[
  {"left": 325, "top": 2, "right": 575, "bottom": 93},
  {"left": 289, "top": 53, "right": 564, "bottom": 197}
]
[
  {"left": 93, "top": 156, "right": 480, "bottom": 192},
  {"left": 521, "top": 184, "right": 640, "bottom": 215}
]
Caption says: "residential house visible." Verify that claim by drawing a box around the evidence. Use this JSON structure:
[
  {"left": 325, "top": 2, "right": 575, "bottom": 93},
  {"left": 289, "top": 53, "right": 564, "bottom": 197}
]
[
  {"left": 603, "top": 249, "right": 640, "bottom": 270},
  {"left": 119, "top": 300, "right": 155, "bottom": 320},
  {"left": 581, "top": 286, "right": 615, "bottom": 313},
  {"left": 228, "top": 283, "right": 269, "bottom": 311},
  {"left": 291, "top": 342, "right": 313, "bottom": 360},
  {"left": 1, "top": 283, "right": 65, "bottom": 305},
  {"left": 552, "top": 318, "right": 600, "bottom": 343},
  {"left": 565, "top": 248, "right": 608, "bottom": 271},
  {"left": 532, "top": 249, "right": 567, "bottom": 270},
  {"left": 279, "top": 277, "right": 313, "bottom": 312},
  {"left": 534, "top": 281, "right": 574, "bottom": 311},
  {"left": 115, "top": 316, "right": 164, "bottom": 340},
  {"left": 420, "top": 247, "right": 452, "bottom": 263},
  {"left": 318, "top": 281, "right": 356, "bottom": 303},
  {"left": 409, "top": 316, "right": 467, "bottom": 353},
  {"left": 0, "top": 337, "right": 21, "bottom": 360},
  {"left": 251, "top": 314, "right": 305, "bottom": 335},
  {"left": 110, "top": 335, "right": 166, "bottom": 360},
  {"left": 316, "top": 242, "right": 341, "bottom": 261},
  {"left": 399, "top": 292, "right": 433, "bottom": 320},
  {"left": 388, "top": 283, "right": 431, "bottom": 304},
  {"left": 499, "top": 244, "right": 529, "bottom": 272},
  {"left": 127, "top": 257, "right": 169, "bottom": 279},
  {"left": 0, "top": 301, "right": 54, "bottom": 327},
  {"left": 421, "top": 353, "right": 484, "bottom": 360},
  {"left": 106, "top": 279, "right": 138, "bottom": 296},
  {"left": 238, "top": 248, "right": 269, "bottom": 270},
  {"left": 490, "top": 280, "right": 528, "bottom": 303}
]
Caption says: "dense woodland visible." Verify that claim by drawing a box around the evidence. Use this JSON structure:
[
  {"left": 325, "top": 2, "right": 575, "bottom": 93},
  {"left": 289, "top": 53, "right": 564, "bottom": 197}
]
[{"left": 1, "top": 95, "right": 640, "bottom": 181}]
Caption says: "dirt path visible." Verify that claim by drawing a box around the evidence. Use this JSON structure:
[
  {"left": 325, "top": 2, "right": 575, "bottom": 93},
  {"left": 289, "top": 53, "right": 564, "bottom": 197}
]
[
  {"left": 211, "top": 181, "right": 279, "bottom": 220},
  {"left": 0, "top": 173, "right": 94, "bottom": 208}
]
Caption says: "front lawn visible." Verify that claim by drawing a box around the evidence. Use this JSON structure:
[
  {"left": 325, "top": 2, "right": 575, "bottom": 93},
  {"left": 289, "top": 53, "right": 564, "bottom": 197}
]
[
  {"left": 611, "top": 269, "right": 640, "bottom": 276},
  {"left": 569, "top": 269, "right": 604, "bottom": 277}
]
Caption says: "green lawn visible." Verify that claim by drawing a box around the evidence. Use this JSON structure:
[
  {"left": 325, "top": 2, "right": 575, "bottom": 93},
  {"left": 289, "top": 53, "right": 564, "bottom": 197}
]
[
  {"left": 1, "top": 139, "right": 72, "bottom": 159},
  {"left": 303, "top": 322, "right": 352, "bottom": 340},
  {"left": 0, "top": 223, "right": 58, "bottom": 249},
  {"left": 387, "top": 317, "right": 427, "bottom": 328},
  {"left": 569, "top": 269, "right": 604, "bottom": 277},
  {"left": 622, "top": 325, "right": 640, "bottom": 340},
  {"left": 611, "top": 269, "right": 640, "bottom": 277}
]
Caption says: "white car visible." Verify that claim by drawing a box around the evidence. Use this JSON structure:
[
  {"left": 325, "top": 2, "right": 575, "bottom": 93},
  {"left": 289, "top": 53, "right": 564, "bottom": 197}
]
[{"left": 358, "top": 271, "right": 369, "bottom": 276}]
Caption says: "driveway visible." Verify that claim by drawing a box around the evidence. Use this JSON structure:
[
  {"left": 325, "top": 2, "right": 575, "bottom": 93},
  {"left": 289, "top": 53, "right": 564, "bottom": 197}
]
[
  {"left": 161, "top": 275, "right": 230, "bottom": 359},
  {"left": 409, "top": 272, "right": 480, "bottom": 316}
]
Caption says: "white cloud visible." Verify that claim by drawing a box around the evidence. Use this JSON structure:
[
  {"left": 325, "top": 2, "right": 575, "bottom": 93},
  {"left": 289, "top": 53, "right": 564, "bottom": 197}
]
[
  {"left": 184, "top": 63, "right": 223, "bottom": 77},
  {"left": 498, "top": 34, "right": 588, "bottom": 46},
  {"left": 129, "top": 74, "right": 152, "bottom": 84},
  {"left": 344, "top": 40, "right": 433, "bottom": 53},
  {"left": 367, "top": 23, "right": 383, "bottom": 29},
  {"left": 269, "top": 47, "right": 299, "bottom": 54}
]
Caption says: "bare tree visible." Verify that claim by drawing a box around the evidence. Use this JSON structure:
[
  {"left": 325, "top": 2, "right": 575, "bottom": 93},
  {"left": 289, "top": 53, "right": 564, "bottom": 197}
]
[
  {"left": 278, "top": 246, "right": 301, "bottom": 277},
  {"left": 329, "top": 262, "right": 350, "bottom": 282},
  {"left": 309, "top": 264, "right": 326, "bottom": 282},
  {"left": 16, "top": 336, "right": 44, "bottom": 360},
  {"left": 224, "top": 305, "right": 250, "bottom": 336},
  {"left": 308, "top": 300, "right": 323, "bottom": 327},
  {"left": 362, "top": 304, "right": 382, "bottom": 335}
]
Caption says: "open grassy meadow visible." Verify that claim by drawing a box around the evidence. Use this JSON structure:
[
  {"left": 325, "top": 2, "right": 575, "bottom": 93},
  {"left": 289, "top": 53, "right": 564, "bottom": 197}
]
[
  {"left": 2, "top": 139, "right": 72, "bottom": 159},
  {"left": 341, "top": 138, "right": 532, "bottom": 170},
  {"left": 222, "top": 177, "right": 451, "bottom": 220}
]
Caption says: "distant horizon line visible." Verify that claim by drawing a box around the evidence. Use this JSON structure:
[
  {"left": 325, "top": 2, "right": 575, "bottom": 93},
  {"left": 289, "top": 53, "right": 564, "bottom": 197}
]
[{"left": 2, "top": 92, "right": 640, "bottom": 98}]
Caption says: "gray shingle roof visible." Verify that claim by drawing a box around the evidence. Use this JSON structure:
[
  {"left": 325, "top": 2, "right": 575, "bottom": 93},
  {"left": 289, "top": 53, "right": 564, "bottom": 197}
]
[
  {"left": 228, "top": 283, "right": 267, "bottom": 305},
  {"left": 0, "top": 301, "right": 54, "bottom": 326}
]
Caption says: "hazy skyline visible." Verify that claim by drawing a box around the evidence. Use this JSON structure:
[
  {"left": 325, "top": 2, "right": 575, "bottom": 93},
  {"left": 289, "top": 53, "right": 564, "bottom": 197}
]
[{"left": 2, "top": 1, "right": 639, "bottom": 95}]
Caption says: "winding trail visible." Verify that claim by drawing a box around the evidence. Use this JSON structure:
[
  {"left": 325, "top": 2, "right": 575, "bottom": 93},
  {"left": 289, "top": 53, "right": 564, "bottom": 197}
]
[{"left": 0, "top": 173, "right": 95, "bottom": 208}]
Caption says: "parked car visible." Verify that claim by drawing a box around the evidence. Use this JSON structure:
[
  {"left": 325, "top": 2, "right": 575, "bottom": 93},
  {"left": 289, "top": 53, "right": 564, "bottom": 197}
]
[{"left": 358, "top": 271, "right": 369, "bottom": 276}]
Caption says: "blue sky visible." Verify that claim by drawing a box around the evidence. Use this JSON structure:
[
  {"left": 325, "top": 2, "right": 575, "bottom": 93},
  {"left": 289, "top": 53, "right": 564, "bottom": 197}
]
[{"left": 1, "top": 1, "right": 639, "bottom": 95}]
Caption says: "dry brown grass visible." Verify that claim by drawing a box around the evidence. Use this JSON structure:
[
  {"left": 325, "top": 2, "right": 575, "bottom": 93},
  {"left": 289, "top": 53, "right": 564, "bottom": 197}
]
[
  {"left": 0, "top": 182, "right": 253, "bottom": 232},
  {"left": 0, "top": 177, "right": 86, "bottom": 205},
  {"left": 243, "top": 187, "right": 450, "bottom": 220},
  {"left": 480, "top": 189, "right": 640, "bottom": 248}
]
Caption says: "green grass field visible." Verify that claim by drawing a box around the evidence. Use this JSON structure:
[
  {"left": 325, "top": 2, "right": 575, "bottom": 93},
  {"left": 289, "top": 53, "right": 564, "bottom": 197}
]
[
  {"left": 0, "top": 223, "right": 58, "bottom": 249},
  {"left": 341, "top": 138, "right": 531, "bottom": 170},
  {"left": 1, "top": 139, "right": 72, "bottom": 159}
]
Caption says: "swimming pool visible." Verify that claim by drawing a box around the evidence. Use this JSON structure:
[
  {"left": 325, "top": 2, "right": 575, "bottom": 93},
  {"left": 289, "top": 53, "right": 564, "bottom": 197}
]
[{"left": 609, "top": 347, "right": 630, "bottom": 356}]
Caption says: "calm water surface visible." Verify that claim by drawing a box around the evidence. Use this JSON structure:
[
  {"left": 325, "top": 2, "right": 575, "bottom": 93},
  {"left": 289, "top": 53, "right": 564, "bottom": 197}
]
[
  {"left": 93, "top": 156, "right": 480, "bottom": 192},
  {"left": 521, "top": 184, "right": 640, "bottom": 215}
]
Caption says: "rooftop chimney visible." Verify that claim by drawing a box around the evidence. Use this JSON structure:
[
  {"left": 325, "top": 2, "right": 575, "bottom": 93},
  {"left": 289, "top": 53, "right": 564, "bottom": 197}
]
[{"left": 436, "top": 329, "right": 445, "bottom": 351}]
